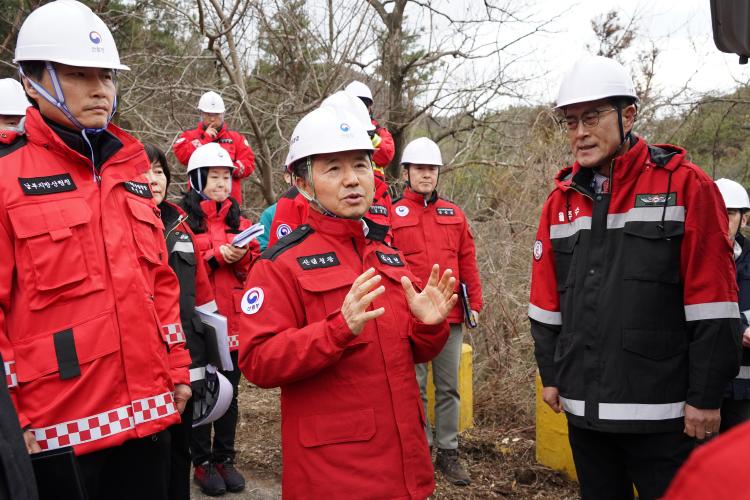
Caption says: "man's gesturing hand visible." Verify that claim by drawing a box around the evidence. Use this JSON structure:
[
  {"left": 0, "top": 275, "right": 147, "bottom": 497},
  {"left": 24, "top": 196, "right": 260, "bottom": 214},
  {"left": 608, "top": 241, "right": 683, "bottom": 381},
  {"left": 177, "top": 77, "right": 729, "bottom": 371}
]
[
  {"left": 401, "top": 264, "right": 458, "bottom": 325},
  {"left": 341, "top": 268, "right": 386, "bottom": 335}
]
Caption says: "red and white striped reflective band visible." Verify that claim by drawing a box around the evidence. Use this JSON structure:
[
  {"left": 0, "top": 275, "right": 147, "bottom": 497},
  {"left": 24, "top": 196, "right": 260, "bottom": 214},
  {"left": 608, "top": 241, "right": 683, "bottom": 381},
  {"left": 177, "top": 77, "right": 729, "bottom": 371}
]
[
  {"left": 4, "top": 361, "right": 17, "bottom": 388},
  {"left": 31, "top": 392, "right": 176, "bottom": 451},
  {"left": 549, "top": 206, "right": 686, "bottom": 240},
  {"left": 228, "top": 334, "right": 239, "bottom": 349},
  {"left": 559, "top": 396, "right": 685, "bottom": 420},
  {"left": 162, "top": 323, "right": 186, "bottom": 345},
  {"left": 684, "top": 302, "right": 740, "bottom": 321}
]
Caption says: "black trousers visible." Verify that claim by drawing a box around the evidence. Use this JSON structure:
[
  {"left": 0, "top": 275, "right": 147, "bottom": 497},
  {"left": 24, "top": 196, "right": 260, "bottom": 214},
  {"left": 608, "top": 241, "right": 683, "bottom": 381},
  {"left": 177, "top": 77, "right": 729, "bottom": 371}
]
[
  {"left": 191, "top": 351, "right": 241, "bottom": 465},
  {"left": 567, "top": 423, "right": 695, "bottom": 500},
  {"left": 77, "top": 430, "right": 171, "bottom": 500},
  {"left": 168, "top": 398, "right": 193, "bottom": 500},
  {"left": 720, "top": 398, "right": 750, "bottom": 433}
]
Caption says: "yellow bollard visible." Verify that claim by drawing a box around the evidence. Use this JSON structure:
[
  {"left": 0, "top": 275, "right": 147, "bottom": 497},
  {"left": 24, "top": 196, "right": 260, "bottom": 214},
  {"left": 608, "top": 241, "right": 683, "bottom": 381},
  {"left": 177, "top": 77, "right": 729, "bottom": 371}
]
[
  {"left": 426, "top": 343, "right": 473, "bottom": 431},
  {"left": 535, "top": 373, "right": 577, "bottom": 480}
]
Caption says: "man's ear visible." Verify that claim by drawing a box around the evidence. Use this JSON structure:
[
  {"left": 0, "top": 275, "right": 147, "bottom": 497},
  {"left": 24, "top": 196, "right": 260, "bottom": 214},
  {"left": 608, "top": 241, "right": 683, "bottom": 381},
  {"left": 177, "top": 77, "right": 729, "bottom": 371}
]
[
  {"left": 22, "top": 78, "right": 40, "bottom": 102},
  {"left": 294, "top": 172, "right": 310, "bottom": 193},
  {"left": 401, "top": 166, "right": 409, "bottom": 181},
  {"left": 622, "top": 104, "right": 637, "bottom": 132}
]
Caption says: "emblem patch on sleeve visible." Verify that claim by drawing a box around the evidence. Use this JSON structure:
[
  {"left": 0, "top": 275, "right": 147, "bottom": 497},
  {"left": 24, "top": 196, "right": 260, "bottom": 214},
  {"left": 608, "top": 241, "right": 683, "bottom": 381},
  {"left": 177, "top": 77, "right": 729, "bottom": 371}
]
[
  {"left": 242, "top": 287, "right": 264, "bottom": 315},
  {"left": 18, "top": 174, "right": 76, "bottom": 195},
  {"left": 376, "top": 251, "right": 405, "bottom": 267},
  {"left": 297, "top": 252, "right": 340, "bottom": 270},
  {"left": 276, "top": 223, "right": 292, "bottom": 240},
  {"left": 395, "top": 205, "right": 409, "bottom": 217},
  {"left": 124, "top": 181, "right": 153, "bottom": 198},
  {"left": 436, "top": 207, "right": 455, "bottom": 216},
  {"left": 533, "top": 240, "right": 543, "bottom": 261}
]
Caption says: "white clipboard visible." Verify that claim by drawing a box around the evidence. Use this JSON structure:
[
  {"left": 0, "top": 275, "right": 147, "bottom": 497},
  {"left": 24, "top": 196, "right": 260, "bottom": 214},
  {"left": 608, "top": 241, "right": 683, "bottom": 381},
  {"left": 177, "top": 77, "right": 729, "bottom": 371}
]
[{"left": 196, "top": 309, "right": 233, "bottom": 371}]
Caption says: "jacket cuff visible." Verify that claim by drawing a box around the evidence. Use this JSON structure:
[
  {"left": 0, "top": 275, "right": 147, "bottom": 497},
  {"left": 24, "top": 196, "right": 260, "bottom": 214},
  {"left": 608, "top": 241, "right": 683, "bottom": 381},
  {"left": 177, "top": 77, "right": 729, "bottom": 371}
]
[
  {"left": 538, "top": 365, "right": 557, "bottom": 387},
  {"left": 170, "top": 363, "right": 191, "bottom": 386},
  {"left": 328, "top": 311, "right": 357, "bottom": 348}
]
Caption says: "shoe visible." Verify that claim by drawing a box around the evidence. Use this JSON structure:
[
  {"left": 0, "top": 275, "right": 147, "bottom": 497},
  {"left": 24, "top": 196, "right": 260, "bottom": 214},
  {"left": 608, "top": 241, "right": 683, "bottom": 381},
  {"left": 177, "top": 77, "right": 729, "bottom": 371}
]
[
  {"left": 215, "top": 459, "right": 246, "bottom": 493},
  {"left": 194, "top": 461, "right": 226, "bottom": 496},
  {"left": 436, "top": 448, "right": 471, "bottom": 486}
]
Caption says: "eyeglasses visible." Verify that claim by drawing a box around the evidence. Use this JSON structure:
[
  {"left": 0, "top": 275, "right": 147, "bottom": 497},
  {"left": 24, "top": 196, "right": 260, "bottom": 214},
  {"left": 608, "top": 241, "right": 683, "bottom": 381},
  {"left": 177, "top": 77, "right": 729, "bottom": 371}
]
[{"left": 559, "top": 108, "right": 618, "bottom": 131}]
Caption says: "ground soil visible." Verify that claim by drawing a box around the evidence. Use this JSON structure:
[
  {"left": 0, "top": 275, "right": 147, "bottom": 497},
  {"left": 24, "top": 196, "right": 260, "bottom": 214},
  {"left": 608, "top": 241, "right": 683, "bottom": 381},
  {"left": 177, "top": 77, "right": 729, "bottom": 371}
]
[{"left": 192, "top": 383, "right": 579, "bottom": 499}]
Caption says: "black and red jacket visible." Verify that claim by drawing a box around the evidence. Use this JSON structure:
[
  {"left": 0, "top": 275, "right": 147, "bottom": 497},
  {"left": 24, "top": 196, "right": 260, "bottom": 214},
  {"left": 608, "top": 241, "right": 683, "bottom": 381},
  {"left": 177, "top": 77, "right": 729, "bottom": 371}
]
[{"left": 529, "top": 137, "right": 741, "bottom": 433}]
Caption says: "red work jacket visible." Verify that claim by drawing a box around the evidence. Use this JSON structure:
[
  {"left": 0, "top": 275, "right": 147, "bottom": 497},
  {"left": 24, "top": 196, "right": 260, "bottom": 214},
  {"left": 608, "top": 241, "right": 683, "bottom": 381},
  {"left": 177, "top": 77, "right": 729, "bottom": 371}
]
[
  {"left": 371, "top": 119, "right": 394, "bottom": 169},
  {"left": 0, "top": 108, "right": 189, "bottom": 455},
  {"left": 192, "top": 199, "right": 258, "bottom": 351},
  {"left": 239, "top": 210, "right": 449, "bottom": 499},
  {"left": 268, "top": 176, "right": 393, "bottom": 248},
  {"left": 392, "top": 188, "right": 483, "bottom": 324},
  {"left": 173, "top": 123, "right": 255, "bottom": 205}
]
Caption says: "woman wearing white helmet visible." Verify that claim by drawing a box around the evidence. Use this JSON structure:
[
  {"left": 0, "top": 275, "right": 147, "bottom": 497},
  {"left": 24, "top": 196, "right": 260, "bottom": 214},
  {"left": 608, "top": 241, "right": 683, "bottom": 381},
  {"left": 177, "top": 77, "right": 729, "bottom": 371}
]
[
  {"left": 715, "top": 178, "right": 750, "bottom": 432},
  {"left": 5, "top": 1, "right": 193, "bottom": 499},
  {"left": 0, "top": 78, "right": 30, "bottom": 132},
  {"left": 238, "top": 106, "right": 458, "bottom": 499},
  {"left": 180, "top": 142, "right": 256, "bottom": 496}
]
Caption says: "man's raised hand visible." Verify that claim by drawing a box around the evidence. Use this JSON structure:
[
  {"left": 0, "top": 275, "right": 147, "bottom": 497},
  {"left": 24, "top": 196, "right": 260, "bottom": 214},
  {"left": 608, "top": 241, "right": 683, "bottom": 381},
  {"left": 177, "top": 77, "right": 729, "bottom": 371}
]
[
  {"left": 341, "top": 268, "right": 386, "bottom": 335},
  {"left": 401, "top": 264, "right": 458, "bottom": 325}
]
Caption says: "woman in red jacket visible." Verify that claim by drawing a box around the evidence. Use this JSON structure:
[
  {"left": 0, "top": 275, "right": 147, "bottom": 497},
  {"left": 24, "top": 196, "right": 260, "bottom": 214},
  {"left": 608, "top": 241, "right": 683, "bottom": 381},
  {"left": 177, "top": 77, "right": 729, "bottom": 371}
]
[{"left": 181, "top": 143, "right": 258, "bottom": 496}]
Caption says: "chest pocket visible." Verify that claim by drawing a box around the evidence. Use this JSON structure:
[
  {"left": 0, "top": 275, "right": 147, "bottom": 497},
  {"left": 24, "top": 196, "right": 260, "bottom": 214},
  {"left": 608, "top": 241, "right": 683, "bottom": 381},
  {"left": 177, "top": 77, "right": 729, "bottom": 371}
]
[
  {"left": 7, "top": 197, "right": 105, "bottom": 310},
  {"left": 126, "top": 197, "right": 165, "bottom": 265},
  {"left": 622, "top": 222, "right": 684, "bottom": 283},
  {"left": 391, "top": 215, "right": 423, "bottom": 255},
  {"left": 435, "top": 214, "right": 463, "bottom": 253},
  {"left": 297, "top": 269, "right": 358, "bottom": 324},
  {"left": 551, "top": 232, "right": 580, "bottom": 291}
]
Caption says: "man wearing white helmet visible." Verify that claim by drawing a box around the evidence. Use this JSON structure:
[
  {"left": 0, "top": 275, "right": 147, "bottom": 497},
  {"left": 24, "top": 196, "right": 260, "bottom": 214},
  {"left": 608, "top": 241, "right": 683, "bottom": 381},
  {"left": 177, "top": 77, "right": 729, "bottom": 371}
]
[
  {"left": 4, "top": 1, "right": 192, "bottom": 497},
  {"left": 391, "top": 137, "right": 483, "bottom": 486},
  {"left": 529, "top": 55, "right": 740, "bottom": 499},
  {"left": 715, "top": 178, "right": 750, "bottom": 432},
  {"left": 174, "top": 91, "right": 256, "bottom": 205},
  {"left": 238, "top": 106, "right": 457, "bottom": 498},
  {"left": 0, "top": 78, "right": 31, "bottom": 145}
]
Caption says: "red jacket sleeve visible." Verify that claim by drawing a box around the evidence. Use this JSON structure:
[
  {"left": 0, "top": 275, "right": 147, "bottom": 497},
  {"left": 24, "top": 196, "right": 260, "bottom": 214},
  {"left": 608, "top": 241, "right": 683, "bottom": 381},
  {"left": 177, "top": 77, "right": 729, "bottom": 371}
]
[
  {"left": 410, "top": 320, "right": 450, "bottom": 364},
  {"left": 371, "top": 121, "right": 395, "bottom": 168},
  {"left": 230, "top": 131, "right": 255, "bottom": 179},
  {"left": 457, "top": 213, "right": 483, "bottom": 313},
  {"left": 173, "top": 128, "right": 208, "bottom": 166},
  {"left": 238, "top": 259, "right": 358, "bottom": 388}
]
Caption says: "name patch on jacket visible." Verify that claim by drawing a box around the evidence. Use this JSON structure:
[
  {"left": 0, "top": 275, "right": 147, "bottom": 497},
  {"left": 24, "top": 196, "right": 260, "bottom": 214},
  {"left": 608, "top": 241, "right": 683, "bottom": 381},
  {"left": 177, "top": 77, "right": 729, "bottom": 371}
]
[
  {"left": 218, "top": 138, "right": 234, "bottom": 144},
  {"left": 297, "top": 252, "right": 340, "bottom": 270},
  {"left": 124, "top": 181, "right": 153, "bottom": 198},
  {"left": 369, "top": 205, "right": 388, "bottom": 216},
  {"left": 436, "top": 207, "right": 455, "bottom": 216},
  {"left": 19, "top": 174, "right": 76, "bottom": 195},
  {"left": 634, "top": 192, "right": 675, "bottom": 207},
  {"left": 376, "top": 251, "right": 405, "bottom": 267}
]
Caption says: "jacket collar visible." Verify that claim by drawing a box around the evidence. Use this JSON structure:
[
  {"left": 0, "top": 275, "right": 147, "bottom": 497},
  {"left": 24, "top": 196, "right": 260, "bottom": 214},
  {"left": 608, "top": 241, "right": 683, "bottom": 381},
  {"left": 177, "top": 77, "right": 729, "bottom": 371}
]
[
  {"left": 199, "top": 198, "right": 232, "bottom": 219},
  {"left": 307, "top": 208, "right": 367, "bottom": 241},
  {"left": 403, "top": 187, "right": 438, "bottom": 205},
  {"left": 553, "top": 137, "right": 687, "bottom": 196}
]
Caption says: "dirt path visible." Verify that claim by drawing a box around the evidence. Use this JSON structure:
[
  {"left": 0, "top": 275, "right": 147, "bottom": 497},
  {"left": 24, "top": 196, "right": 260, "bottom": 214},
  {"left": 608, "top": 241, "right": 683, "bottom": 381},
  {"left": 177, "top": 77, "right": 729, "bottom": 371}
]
[{"left": 189, "top": 383, "right": 578, "bottom": 499}]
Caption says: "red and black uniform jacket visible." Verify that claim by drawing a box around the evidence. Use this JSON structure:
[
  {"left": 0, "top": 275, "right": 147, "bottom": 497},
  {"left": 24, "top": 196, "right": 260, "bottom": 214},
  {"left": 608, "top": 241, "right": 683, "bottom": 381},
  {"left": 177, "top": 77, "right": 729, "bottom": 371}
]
[
  {"left": 159, "top": 201, "right": 217, "bottom": 381},
  {"left": 239, "top": 210, "right": 449, "bottom": 499},
  {"left": 173, "top": 123, "right": 255, "bottom": 205},
  {"left": 391, "top": 187, "right": 483, "bottom": 324},
  {"left": 529, "top": 137, "right": 741, "bottom": 433},
  {"left": 371, "top": 119, "right": 395, "bottom": 169},
  {"left": 192, "top": 199, "right": 259, "bottom": 352},
  {"left": 0, "top": 108, "right": 190, "bottom": 455}
]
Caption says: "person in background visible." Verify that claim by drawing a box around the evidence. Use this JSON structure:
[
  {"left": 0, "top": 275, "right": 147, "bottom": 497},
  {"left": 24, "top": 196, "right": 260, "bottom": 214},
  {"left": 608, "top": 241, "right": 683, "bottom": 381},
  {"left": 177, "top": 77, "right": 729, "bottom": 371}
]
[
  {"left": 716, "top": 178, "right": 750, "bottom": 432},
  {"left": 144, "top": 143, "right": 218, "bottom": 499},
  {"left": 0, "top": 78, "right": 31, "bottom": 147},
  {"left": 392, "top": 137, "right": 483, "bottom": 486},
  {"left": 239, "top": 104, "right": 457, "bottom": 499},
  {"left": 5, "top": 1, "right": 191, "bottom": 498},
  {"left": 181, "top": 143, "right": 258, "bottom": 496},
  {"left": 257, "top": 170, "right": 291, "bottom": 252},
  {"left": 173, "top": 91, "right": 255, "bottom": 205}
]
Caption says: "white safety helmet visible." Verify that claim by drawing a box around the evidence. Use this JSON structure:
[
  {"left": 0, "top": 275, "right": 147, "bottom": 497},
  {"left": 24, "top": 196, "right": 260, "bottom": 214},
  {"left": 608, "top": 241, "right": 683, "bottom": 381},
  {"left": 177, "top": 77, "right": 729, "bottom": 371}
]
[
  {"left": 198, "top": 91, "right": 226, "bottom": 114},
  {"left": 401, "top": 137, "right": 443, "bottom": 166},
  {"left": 0, "top": 79, "right": 31, "bottom": 116},
  {"left": 192, "top": 365, "right": 232, "bottom": 428},
  {"left": 716, "top": 178, "right": 750, "bottom": 210},
  {"left": 285, "top": 106, "right": 374, "bottom": 169},
  {"left": 555, "top": 55, "right": 637, "bottom": 109},
  {"left": 321, "top": 91, "right": 375, "bottom": 132},
  {"left": 345, "top": 81, "right": 373, "bottom": 102},
  {"left": 187, "top": 142, "right": 235, "bottom": 174},
  {"left": 14, "top": 0, "right": 129, "bottom": 70}
]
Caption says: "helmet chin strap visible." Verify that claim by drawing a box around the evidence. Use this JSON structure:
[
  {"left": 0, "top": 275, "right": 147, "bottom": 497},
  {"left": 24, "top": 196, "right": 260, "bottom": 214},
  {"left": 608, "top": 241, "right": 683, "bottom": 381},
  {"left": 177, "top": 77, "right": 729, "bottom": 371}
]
[{"left": 19, "top": 63, "right": 118, "bottom": 182}]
